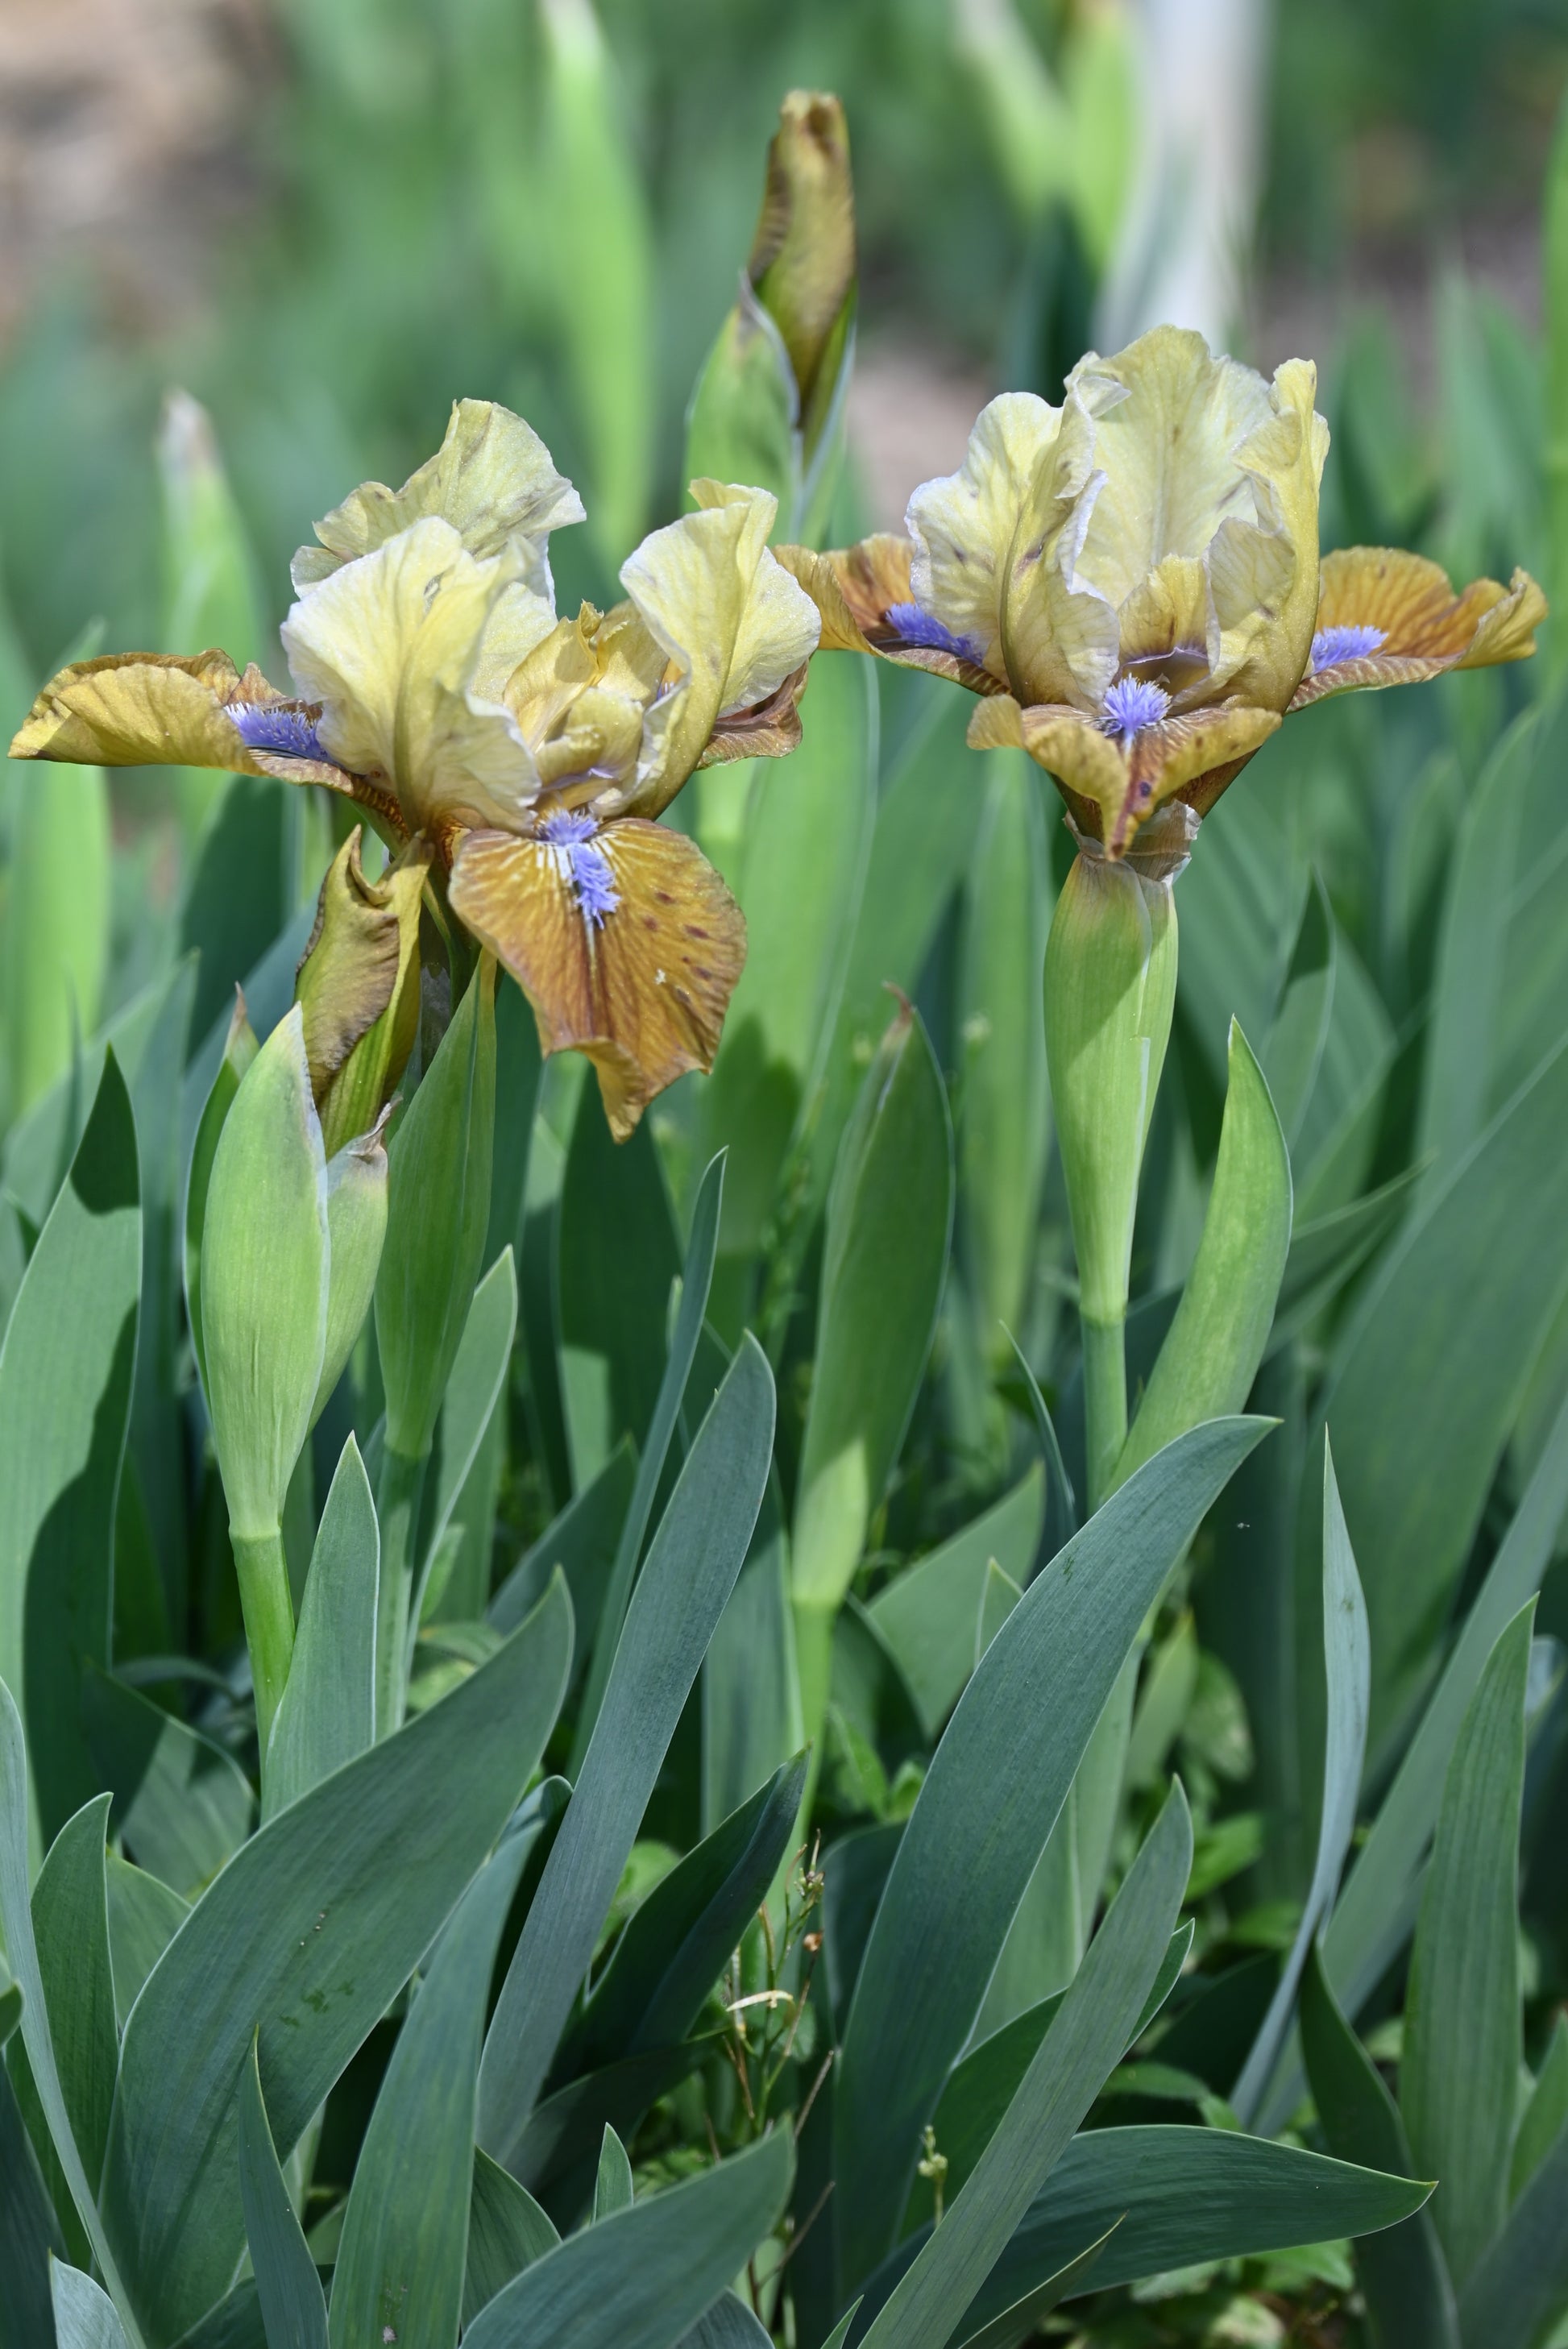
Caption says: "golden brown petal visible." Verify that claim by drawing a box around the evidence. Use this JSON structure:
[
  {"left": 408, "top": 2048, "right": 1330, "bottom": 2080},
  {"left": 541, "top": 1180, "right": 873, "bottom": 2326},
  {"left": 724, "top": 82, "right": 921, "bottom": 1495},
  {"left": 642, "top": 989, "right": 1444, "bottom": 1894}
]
[
  {"left": 7, "top": 648, "right": 375, "bottom": 807},
  {"left": 1288, "top": 547, "right": 1547, "bottom": 711},
  {"left": 699, "top": 661, "right": 809, "bottom": 767},
  {"left": 969, "top": 695, "right": 1280, "bottom": 857},
  {"left": 447, "top": 817, "right": 746, "bottom": 1140},
  {"left": 775, "top": 537, "right": 1002, "bottom": 694},
  {"left": 12, "top": 650, "right": 256, "bottom": 770}
]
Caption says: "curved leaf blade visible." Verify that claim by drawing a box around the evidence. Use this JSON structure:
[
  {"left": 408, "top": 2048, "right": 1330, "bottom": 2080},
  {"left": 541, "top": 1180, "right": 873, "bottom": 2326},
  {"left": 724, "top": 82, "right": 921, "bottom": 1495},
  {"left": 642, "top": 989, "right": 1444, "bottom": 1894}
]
[
  {"left": 479, "top": 1337, "right": 774, "bottom": 2164},
  {"left": 461, "top": 2134, "right": 793, "bottom": 2349},
  {"left": 237, "top": 2037, "right": 327, "bottom": 2349},
  {"left": 98, "top": 1577, "right": 572, "bottom": 2347},
  {"left": 834, "top": 1416, "right": 1269, "bottom": 2289}
]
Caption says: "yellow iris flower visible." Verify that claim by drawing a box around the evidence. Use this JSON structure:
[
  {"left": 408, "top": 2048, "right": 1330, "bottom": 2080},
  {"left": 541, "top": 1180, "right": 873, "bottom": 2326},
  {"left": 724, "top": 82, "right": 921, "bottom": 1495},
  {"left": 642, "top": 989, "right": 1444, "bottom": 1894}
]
[
  {"left": 10, "top": 400, "right": 820, "bottom": 1139},
  {"left": 782, "top": 324, "right": 1545, "bottom": 857}
]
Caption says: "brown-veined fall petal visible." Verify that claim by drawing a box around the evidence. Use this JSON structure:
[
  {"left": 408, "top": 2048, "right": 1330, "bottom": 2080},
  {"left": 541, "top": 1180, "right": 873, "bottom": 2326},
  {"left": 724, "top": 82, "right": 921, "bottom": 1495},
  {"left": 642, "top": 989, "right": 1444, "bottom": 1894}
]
[
  {"left": 968, "top": 694, "right": 1280, "bottom": 856},
  {"left": 1288, "top": 547, "right": 1547, "bottom": 710},
  {"left": 775, "top": 537, "right": 1001, "bottom": 691},
  {"left": 8, "top": 651, "right": 329, "bottom": 787},
  {"left": 447, "top": 817, "right": 746, "bottom": 1140},
  {"left": 699, "top": 662, "right": 810, "bottom": 767}
]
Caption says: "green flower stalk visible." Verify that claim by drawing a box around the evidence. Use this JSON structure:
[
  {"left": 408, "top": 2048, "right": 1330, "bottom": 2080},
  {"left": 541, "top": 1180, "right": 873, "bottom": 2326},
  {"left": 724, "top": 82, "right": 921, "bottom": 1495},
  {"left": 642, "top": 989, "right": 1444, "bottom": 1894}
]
[
  {"left": 372, "top": 957, "right": 496, "bottom": 1731},
  {"left": 1044, "top": 805, "right": 1190, "bottom": 1506}
]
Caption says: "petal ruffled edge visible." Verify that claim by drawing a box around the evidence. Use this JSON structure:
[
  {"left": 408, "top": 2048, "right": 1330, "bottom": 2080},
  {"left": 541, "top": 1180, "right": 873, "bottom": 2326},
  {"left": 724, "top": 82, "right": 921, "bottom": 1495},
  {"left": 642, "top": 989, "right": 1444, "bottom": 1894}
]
[
  {"left": 7, "top": 650, "right": 380, "bottom": 802},
  {"left": 292, "top": 397, "right": 584, "bottom": 596},
  {"left": 969, "top": 694, "right": 1280, "bottom": 857},
  {"left": 1288, "top": 547, "right": 1546, "bottom": 711}
]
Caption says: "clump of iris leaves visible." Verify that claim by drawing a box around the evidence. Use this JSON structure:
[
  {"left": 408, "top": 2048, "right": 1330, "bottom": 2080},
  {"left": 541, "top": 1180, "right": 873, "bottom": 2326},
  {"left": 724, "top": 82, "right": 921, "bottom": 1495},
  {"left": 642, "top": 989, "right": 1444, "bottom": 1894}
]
[{"left": 3, "top": 48, "right": 1568, "bottom": 2349}]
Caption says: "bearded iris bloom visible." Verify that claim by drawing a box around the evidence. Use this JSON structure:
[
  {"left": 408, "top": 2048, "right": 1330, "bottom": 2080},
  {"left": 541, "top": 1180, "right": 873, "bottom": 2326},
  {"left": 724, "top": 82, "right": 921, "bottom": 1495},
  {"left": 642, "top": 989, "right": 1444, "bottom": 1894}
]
[
  {"left": 782, "top": 325, "right": 1545, "bottom": 857},
  {"left": 10, "top": 400, "right": 820, "bottom": 1138}
]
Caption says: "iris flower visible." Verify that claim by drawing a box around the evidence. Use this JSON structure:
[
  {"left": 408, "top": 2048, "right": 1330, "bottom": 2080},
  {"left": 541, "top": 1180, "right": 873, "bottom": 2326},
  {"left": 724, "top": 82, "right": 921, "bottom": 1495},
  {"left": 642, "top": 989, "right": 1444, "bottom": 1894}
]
[
  {"left": 781, "top": 325, "right": 1545, "bottom": 857},
  {"left": 10, "top": 400, "right": 820, "bottom": 1137}
]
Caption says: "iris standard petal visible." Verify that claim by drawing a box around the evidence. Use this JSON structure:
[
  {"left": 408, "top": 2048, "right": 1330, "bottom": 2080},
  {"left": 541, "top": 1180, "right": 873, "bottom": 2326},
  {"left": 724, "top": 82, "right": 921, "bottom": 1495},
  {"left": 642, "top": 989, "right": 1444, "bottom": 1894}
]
[
  {"left": 292, "top": 398, "right": 584, "bottom": 601},
  {"left": 448, "top": 816, "right": 746, "bottom": 1138},
  {"left": 905, "top": 391, "right": 1063, "bottom": 683},
  {"left": 607, "top": 483, "right": 819, "bottom": 817},
  {"left": 281, "top": 516, "right": 541, "bottom": 836},
  {"left": 1063, "top": 331, "right": 1325, "bottom": 712}
]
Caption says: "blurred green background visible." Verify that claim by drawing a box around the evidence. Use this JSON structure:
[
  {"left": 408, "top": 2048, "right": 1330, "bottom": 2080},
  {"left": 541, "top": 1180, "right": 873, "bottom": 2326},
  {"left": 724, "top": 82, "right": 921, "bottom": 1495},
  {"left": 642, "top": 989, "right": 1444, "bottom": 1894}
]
[
  {"left": 0, "top": 0, "right": 1564, "bottom": 1135},
  {"left": 0, "top": 0, "right": 1561, "bottom": 655}
]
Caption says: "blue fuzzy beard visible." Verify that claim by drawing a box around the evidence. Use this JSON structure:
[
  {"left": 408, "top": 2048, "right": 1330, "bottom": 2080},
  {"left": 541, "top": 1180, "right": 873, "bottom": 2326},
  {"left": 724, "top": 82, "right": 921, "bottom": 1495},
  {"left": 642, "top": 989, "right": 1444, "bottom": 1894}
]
[
  {"left": 1310, "top": 623, "right": 1387, "bottom": 673},
  {"left": 1100, "top": 677, "right": 1172, "bottom": 741},
  {"left": 885, "top": 601, "right": 983, "bottom": 663},
  {"left": 538, "top": 808, "right": 620, "bottom": 927},
  {"left": 226, "top": 702, "right": 329, "bottom": 762}
]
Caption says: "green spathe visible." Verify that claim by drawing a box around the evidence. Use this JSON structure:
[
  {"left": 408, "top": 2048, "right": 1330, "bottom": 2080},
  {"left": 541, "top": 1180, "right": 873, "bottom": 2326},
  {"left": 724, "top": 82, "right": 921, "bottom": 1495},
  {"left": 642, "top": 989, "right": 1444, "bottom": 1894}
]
[
  {"left": 376, "top": 957, "right": 496, "bottom": 1463},
  {"left": 200, "top": 1005, "right": 330, "bottom": 1749},
  {"left": 373, "top": 956, "right": 496, "bottom": 1729},
  {"left": 201, "top": 1005, "right": 328, "bottom": 1541},
  {"left": 313, "top": 1122, "right": 388, "bottom": 1426}
]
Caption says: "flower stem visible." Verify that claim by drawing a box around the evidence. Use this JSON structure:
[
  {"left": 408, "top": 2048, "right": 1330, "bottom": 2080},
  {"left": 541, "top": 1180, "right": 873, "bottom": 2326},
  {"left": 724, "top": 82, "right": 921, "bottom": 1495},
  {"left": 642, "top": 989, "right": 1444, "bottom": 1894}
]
[
  {"left": 1081, "top": 1314, "right": 1129, "bottom": 1514},
  {"left": 375, "top": 1443, "right": 429, "bottom": 1734},
  {"left": 232, "top": 1527, "right": 296, "bottom": 1764}
]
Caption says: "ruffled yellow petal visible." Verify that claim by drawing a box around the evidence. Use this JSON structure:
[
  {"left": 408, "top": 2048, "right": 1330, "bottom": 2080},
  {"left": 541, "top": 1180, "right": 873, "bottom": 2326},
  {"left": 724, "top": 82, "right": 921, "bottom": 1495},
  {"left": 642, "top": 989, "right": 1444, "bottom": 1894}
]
[
  {"left": 970, "top": 693, "right": 1280, "bottom": 856},
  {"left": 690, "top": 480, "right": 820, "bottom": 715},
  {"left": 447, "top": 817, "right": 746, "bottom": 1139},
  {"left": 6, "top": 650, "right": 372, "bottom": 798},
  {"left": 601, "top": 484, "right": 819, "bottom": 818},
  {"left": 906, "top": 392, "right": 1064, "bottom": 683},
  {"left": 1288, "top": 547, "right": 1548, "bottom": 711},
  {"left": 282, "top": 517, "right": 540, "bottom": 839},
  {"left": 292, "top": 399, "right": 583, "bottom": 600},
  {"left": 1065, "top": 332, "right": 1325, "bottom": 712}
]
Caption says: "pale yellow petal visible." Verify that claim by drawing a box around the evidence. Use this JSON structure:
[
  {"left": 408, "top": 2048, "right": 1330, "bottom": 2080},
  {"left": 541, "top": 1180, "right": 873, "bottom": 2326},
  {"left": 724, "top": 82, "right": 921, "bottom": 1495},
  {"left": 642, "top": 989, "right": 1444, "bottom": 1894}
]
[
  {"left": 994, "top": 366, "right": 1131, "bottom": 708},
  {"left": 292, "top": 399, "right": 583, "bottom": 600},
  {"left": 448, "top": 817, "right": 746, "bottom": 1139},
  {"left": 1070, "top": 329, "right": 1277, "bottom": 601},
  {"left": 470, "top": 579, "right": 562, "bottom": 700},
  {"left": 1058, "top": 330, "right": 1325, "bottom": 714},
  {"left": 605, "top": 486, "right": 818, "bottom": 818},
  {"left": 906, "top": 392, "right": 1062, "bottom": 679},
  {"left": 688, "top": 481, "right": 821, "bottom": 716},
  {"left": 282, "top": 516, "right": 540, "bottom": 835}
]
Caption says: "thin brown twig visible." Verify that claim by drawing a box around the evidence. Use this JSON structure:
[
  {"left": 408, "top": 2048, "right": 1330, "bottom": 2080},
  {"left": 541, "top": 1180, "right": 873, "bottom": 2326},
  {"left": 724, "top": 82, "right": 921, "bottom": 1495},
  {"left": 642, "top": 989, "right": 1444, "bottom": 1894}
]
[
  {"left": 794, "top": 2048, "right": 835, "bottom": 2140},
  {"left": 776, "top": 2181, "right": 835, "bottom": 2272}
]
